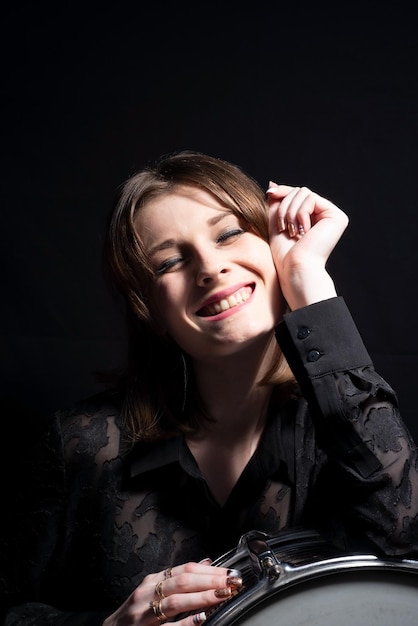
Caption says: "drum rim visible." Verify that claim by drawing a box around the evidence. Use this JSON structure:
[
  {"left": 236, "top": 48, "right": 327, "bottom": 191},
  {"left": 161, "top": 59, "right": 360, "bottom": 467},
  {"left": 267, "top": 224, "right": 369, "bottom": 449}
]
[{"left": 206, "top": 529, "right": 418, "bottom": 626}]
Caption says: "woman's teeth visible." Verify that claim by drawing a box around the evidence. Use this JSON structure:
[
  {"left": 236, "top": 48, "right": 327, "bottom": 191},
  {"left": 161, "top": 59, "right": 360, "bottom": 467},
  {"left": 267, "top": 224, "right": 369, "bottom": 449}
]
[{"left": 199, "top": 287, "right": 251, "bottom": 316}]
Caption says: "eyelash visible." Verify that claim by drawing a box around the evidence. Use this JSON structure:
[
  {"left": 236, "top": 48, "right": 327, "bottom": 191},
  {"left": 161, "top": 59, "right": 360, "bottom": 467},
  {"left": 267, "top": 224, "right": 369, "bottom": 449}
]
[
  {"left": 154, "top": 228, "right": 245, "bottom": 276},
  {"left": 155, "top": 258, "right": 180, "bottom": 275},
  {"left": 216, "top": 228, "right": 244, "bottom": 243}
]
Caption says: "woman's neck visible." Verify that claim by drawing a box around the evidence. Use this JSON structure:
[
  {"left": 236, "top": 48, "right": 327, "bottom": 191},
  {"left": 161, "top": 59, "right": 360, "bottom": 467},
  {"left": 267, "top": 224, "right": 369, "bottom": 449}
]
[
  {"left": 185, "top": 336, "right": 279, "bottom": 506},
  {"left": 191, "top": 334, "right": 278, "bottom": 435},
  {"left": 186, "top": 379, "right": 273, "bottom": 507}
]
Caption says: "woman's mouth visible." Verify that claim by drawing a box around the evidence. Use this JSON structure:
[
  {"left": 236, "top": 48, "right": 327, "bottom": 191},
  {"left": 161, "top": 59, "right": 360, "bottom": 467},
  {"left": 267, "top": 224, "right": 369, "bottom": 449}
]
[{"left": 196, "top": 285, "right": 253, "bottom": 317}]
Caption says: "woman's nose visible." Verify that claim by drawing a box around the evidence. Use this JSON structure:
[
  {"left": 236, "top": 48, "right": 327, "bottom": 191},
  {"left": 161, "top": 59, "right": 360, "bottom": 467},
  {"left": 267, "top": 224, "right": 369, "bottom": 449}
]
[{"left": 195, "top": 255, "right": 229, "bottom": 286}]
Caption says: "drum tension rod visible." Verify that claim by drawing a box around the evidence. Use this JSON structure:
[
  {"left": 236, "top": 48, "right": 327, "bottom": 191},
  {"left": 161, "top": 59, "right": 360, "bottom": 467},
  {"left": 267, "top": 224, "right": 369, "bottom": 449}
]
[
  {"left": 260, "top": 555, "right": 282, "bottom": 579},
  {"left": 245, "top": 532, "right": 283, "bottom": 580}
]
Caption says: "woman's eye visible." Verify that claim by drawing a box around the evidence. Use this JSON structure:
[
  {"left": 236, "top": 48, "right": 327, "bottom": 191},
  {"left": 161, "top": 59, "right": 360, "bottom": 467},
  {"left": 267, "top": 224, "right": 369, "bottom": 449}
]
[
  {"left": 155, "top": 257, "right": 183, "bottom": 275},
  {"left": 154, "top": 228, "right": 245, "bottom": 275},
  {"left": 217, "top": 228, "right": 245, "bottom": 243}
]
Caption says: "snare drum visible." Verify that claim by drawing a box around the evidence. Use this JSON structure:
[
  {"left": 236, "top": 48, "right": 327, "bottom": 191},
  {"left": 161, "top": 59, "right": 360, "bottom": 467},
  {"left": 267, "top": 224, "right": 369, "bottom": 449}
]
[{"left": 206, "top": 528, "right": 418, "bottom": 626}]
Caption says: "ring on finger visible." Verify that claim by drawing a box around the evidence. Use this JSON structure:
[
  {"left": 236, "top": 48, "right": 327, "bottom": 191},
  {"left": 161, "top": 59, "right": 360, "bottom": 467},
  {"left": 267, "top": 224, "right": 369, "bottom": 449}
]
[
  {"left": 150, "top": 599, "right": 168, "bottom": 623},
  {"left": 155, "top": 579, "right": 165, "bottom": 599},
  {"left": 164, "top": 567, "right": 172, "bottom": 579}
]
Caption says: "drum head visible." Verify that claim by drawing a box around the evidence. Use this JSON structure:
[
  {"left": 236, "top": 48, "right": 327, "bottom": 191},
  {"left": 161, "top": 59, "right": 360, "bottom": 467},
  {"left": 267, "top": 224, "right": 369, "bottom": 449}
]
[{"left": 230, "top": 569, "right": 418, "bottom": 626}]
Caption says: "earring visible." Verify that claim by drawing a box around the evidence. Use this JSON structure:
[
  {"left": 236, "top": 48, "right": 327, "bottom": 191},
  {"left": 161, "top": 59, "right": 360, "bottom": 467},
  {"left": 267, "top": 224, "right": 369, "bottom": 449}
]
[{"left": 180, "top": 350, "right": 188, "bottom": 414}]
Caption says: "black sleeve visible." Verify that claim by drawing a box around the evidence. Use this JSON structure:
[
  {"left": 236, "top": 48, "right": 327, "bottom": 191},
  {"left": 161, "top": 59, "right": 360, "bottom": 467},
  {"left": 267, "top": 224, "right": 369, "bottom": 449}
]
[
  {"left": 0, "top": 413, "right": 111, "bottom": 626},
  {"left": 275, "top": 297, "right": 418, "bottom": 556}
]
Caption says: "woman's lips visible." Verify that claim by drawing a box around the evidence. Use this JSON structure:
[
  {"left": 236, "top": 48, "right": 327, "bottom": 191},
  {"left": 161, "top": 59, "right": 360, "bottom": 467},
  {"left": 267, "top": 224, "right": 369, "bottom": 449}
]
[{"left": 196, "top": 285, "right": 254, "bottom": 317}]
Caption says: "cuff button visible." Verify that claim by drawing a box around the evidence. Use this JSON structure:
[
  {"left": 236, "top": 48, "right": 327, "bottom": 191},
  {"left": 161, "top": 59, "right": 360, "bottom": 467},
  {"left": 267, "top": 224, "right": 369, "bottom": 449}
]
[
  {"left": 307, "top": 349, "right": 321, "bottom": 362},
  {"left": 297, "top": 326, "right": 311, "bottom": 340}
]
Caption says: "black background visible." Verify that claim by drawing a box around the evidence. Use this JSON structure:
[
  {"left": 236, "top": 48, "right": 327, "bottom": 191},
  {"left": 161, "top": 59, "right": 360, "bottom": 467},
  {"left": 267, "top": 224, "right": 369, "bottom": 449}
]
[{"left": 1, "top": 2, "right": 417, "bottom": 442}]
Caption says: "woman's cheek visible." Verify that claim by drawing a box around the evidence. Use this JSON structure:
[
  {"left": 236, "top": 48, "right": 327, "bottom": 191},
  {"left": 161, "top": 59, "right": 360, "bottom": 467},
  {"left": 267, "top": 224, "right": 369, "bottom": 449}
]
[{"left": 150, "top": 281, "right": 184, "bottom": 330}]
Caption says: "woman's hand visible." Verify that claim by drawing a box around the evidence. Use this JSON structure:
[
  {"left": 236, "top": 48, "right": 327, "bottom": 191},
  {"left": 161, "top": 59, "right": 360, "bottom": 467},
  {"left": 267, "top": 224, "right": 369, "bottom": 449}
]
[
  {"left": 102, "top": 560, "right": 242, "bottom": 625},
  {"left": 266, "top": 183, "right": 349, "bottom": 311}
]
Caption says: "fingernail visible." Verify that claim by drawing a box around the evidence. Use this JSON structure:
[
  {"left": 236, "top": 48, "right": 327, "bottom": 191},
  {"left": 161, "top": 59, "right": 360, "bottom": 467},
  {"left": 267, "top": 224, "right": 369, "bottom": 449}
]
[
  {"left": 227, "top": 574, "right": 243, "bottom": 587},
  {"left": 215, "top": 587, "right": 232, "bottom": 598},
  {"left": 278, "top": 217, "right": 286, "bottom": 232},
  {"left": 226, "top": 569, "right": 243, "bottom": 587},
  {"left": 193, "top": 611, "right": 207, "bottom": 624},
  {"left": 226, "top": 568, "right": 241, "bottom": 576},
  {"left": 199, "top": 557, "right": 212, "bottom": 564},
  {"left": 288, "top": 222, "right": 296, "bottom": 237}
]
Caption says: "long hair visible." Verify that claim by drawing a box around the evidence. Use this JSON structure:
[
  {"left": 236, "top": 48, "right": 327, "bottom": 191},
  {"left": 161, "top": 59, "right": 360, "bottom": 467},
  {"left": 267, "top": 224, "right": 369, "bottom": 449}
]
[{"left": 105, "top": 151, "right": 295, "bottom": 441}]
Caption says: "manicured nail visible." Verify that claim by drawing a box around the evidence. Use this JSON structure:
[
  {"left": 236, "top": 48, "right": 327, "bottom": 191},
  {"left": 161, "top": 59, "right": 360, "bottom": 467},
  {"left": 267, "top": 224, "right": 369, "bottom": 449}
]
[
  {"left": 227, "top": 574, "right": 243, "bottom": 587},
  {"left": 193, "top": 611, "right": 207, "bottom": 624},
  {"left": 278, "top": 217, "right": 286, "bottom": 232},
  {"left": 215, "top": 587, "right": 232, "bottom": 598},
  {"left": 199, "top": 557, "right": 212, "bottom": 564},
  {"left": 288, "top": 222, "right": 296, "bottom": 237},
  {"left": 226, "top": 568, "right": 241, "bottom": 576}
]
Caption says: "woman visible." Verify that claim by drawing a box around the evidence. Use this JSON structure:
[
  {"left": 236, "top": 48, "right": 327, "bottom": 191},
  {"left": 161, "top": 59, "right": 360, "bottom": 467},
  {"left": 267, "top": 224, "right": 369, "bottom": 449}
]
[{"left": 3, "top": 151, "right": 418, "bottom": 625}]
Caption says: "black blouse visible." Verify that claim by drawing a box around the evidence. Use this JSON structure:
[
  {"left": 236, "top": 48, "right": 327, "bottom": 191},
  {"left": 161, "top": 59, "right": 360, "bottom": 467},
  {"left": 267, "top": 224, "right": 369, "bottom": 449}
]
[{"left": 2, "top": 297, "right": 418, "bottom": 625}]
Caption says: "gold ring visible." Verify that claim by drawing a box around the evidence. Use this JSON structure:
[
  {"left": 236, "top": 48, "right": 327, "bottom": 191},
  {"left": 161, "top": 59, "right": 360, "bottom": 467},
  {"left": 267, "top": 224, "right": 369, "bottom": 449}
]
[
  {"left": 155, "top": 579, "right": 165, "bottom": 599},
  {"left": 164, "top": 567, "right": 172, "bottom": 579},
  {"left": 150, "top": 599, "right": 168, "bottom": 623}
]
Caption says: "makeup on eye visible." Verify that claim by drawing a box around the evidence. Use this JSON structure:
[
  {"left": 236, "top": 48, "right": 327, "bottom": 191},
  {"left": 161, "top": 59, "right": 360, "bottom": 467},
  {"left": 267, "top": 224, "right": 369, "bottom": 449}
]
[
  {"left": 151, "top": 225, "right": 247, "bottom": 276},
  {"left": 155, "top": 256, "right": 184, "bottom": 275},
  {"left": 216, "top": 227, "right": 245, "bottom": 243}
]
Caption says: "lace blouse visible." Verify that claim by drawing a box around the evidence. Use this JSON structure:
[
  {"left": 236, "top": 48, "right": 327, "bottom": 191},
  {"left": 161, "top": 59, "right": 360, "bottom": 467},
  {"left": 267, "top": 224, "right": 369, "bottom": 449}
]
[{"left": 2, "top": 297, "right": 418, "bottom": 625}]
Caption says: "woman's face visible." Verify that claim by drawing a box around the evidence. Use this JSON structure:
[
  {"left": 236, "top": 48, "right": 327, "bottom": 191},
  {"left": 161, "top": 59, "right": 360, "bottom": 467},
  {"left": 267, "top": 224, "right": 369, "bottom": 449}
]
[{"left": 135, "top": 186, "right": 284, "bottom": 360}]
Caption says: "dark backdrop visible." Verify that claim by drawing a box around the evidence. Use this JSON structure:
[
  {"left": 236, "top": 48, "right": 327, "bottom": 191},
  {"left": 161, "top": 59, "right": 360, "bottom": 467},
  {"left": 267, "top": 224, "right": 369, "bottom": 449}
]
[{"left": 1, "top": 3, "right": 417, "bottom": 443}]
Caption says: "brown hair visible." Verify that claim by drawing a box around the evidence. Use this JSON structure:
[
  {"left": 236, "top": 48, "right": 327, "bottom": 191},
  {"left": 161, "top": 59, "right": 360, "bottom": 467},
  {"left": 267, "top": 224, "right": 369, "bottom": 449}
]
[{"left": 105, "top": 151, "right": 294, "bottom": 441}]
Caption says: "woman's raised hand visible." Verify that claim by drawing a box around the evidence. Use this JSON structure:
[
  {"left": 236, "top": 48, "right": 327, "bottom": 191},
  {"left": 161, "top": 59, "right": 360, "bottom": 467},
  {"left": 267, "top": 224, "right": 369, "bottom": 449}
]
[
  {"left": 266, "top": 183, "right": 349, "bottom": 311},
  {"left": 102, "top": 560, "right": 242, "bottom": 626}
]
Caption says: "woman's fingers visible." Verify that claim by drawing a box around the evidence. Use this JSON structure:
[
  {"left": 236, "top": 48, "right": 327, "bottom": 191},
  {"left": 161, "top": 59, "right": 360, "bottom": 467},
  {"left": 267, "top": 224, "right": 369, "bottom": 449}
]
[
  {"left": 146, "top": 564, "right": 243, "bottom": 624},
  {"left": 280, "top": 187, "right": 315, "bottom": 237},
  {"left": 151, "top": 585, "right": 238, "bottom": 620},
  {"left": 266, "top": 183, "right": 349, "bottom": 309},
  {"left": 267, "top": 184, "right": 333, "bottom": 238},
  {"left": 267, "top": 184, "right": 300, "bottom": 235},
  {"left": 104, "top": 562, "right": 243, "bottom": 626},
  {"left": 150, "top": 564, "right": 241, "bottom": 596},
  {"left": 267, "top": 183, "right": 348, "bottom": 250}
]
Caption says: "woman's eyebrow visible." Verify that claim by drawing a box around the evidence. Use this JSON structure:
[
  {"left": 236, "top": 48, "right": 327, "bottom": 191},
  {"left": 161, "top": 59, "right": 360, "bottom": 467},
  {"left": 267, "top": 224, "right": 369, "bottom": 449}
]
[
  {"left": 147, "top": 239, "right": 177, "bottom": 257},
  {"left": 207, "top": 211, "right": 230, "bottom": 226}
]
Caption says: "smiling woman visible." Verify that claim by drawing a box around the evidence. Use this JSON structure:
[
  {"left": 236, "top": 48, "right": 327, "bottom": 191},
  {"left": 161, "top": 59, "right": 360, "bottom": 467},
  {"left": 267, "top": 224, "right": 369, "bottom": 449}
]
[
  {"left": 2, "top": 151, "right": 418, "bottom": 626},
  {"left": 134, "top": 187, "right": 282, "bottom": 361}
]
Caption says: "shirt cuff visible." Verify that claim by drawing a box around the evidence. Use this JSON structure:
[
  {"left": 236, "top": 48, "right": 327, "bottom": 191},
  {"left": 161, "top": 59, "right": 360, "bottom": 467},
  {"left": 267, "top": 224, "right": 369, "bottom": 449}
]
[{"left": 275, "top": 297, "right": 373, "bottom": 381}]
